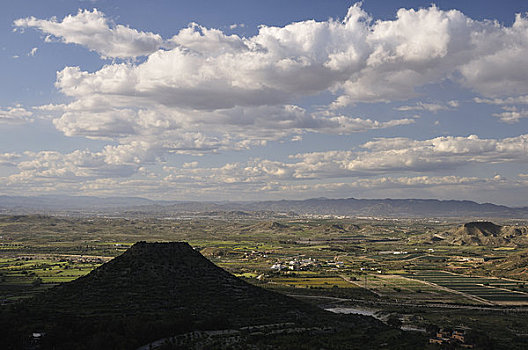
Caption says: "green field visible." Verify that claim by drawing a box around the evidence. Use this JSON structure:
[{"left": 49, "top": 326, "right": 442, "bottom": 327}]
[
  {"left": 270, "top": 275, "right": 359, "bottom": 289},
  {"left": 406, "top": 270, "right": 528, "bottom": 303},
  {"left": 0, "top": 256, "right": 102, "bottom": 301}
]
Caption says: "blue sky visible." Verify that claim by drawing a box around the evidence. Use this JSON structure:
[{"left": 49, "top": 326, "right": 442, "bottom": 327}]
[{"left": 1, "top": 0, "right": 528, "bottom": 205}]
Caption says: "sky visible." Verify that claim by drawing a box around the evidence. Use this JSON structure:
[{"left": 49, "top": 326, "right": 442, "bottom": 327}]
[{"left": 1, "top": 0, "right": 528, "bottom": 206}]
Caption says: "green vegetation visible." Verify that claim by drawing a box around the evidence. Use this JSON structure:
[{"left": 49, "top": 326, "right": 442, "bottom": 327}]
[
  {"left": 407, "top": 270, "right": 528, "bottom": 303},
  {"left": 1, "top": 215, "right": 528, "bottom": 348}
]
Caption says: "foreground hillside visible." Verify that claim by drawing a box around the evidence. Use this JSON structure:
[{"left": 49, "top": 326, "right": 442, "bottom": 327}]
[{"left": 0, "top": 242, "right": 422, "bottom": 349}]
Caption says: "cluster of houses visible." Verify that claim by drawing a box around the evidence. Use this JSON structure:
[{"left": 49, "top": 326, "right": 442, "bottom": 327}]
[
  {"left": 270, "top": 256, "right": 346, "bottom": 271},
  {"left": 429, "top": 328, "right": 474, "bottom": 348},
  {"left": 57, "top": 256, "right": 107, "bottom": 264},
  {"left": 378, "top": 250, "right": 408, "bottom": 255},
  {"left": 243, "top": 250, "right": 268, "bottom": 259},
  {"left": 360, "top": 267, "right": 383, "bottom": 274},
  {"left": 271, "top": 257, "right": 320, "bottom": 271}
]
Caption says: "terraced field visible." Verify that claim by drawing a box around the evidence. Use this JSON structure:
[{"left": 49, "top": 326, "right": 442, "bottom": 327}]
[
  {"left": 269, "top": 275, "right": 358, "bottom": 289},
  {"left": 407, "top": 270, "right": 528, "bottom": 304}
]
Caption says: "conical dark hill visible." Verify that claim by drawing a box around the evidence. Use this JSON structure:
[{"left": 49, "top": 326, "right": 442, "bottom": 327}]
[
  {"left": 33, "top": 242, "right": 326, "bottom": 324},
  {"left": 4, "top": 242, "right": 389, "bottom": 349},
  {"left": 2, "top": 242, "right": 425, "bottom": 349}
]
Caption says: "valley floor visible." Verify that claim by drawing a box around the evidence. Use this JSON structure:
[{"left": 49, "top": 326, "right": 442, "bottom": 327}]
[{"left": 2, "top": 214, "right": 528, "bottom": 348}]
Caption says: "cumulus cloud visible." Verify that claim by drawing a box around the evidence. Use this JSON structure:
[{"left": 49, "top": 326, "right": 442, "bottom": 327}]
[
  {"left": 3, "top": 132, "right": 528, "bottom": 201},
  {"left": 14, "top": 9, "right": 163, "bottom": 58},
  {"left": 475, "top": 95, "right": 528, "bottom": 105},
  {"left": 8, "top": 4, "right": 528, "bottom": 202},
  {"left": 0, "top": 106, "right": 33, "bottom": 124},
  {"left": 156, "top": 160, "right": 528, "bottom": 202},
  {"left": 164, "top": 162, "right": 481, "bottom": 187},
  {"left": 16, "top": 4, "right": 528, "bottom": 148},
  {"left": 8, "top": 132, "right": 524, "bottom": 197},
  {"left": 20, "top": 4, "right": 528, "bottom": 109},
  {"left": 158, "top": 134, "right": 528, "bottom": 186},
  {"left": 16, "top": 149, "right": 134, "bottom": 180},
  {"left": 458, "top": 13, "right": 528, "bottom": 97},
  {"left": 49, "top": 98, "right": 415, "bottom": 157},
  {"left": 257, "top": 175, "right": 495, "bottom": 196},
  {"left": 0, "top": 153, "right": 21, "bottom": 167},
  {"left": 492, "top": 107, "right": 528, "bottom": 123},
  {"left": 229, "top": 23, "right": 245, "bottom": 30},
  {"left": 282, "top": 133, "right": 528, "bottom": 179}
]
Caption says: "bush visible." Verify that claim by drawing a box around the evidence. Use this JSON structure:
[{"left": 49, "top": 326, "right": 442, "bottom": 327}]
[
  {"left": 32, "top": 277, "right": 42, "bottom": 287},
  {"left": 387, "top": 315, "right": 402, "bottom": 328}
]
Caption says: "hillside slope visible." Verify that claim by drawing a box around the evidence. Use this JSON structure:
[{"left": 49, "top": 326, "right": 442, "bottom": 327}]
[
  {"left": 0, "top": 242, "right": 422, "bottom": 349},
  {"left": 444, "top": 222, "right": 528, "bottom": 246}
]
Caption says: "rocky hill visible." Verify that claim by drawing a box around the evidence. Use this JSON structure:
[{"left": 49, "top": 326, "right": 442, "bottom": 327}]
[{"left": 442, "top": 222, "right": 528, "bottom": 246}]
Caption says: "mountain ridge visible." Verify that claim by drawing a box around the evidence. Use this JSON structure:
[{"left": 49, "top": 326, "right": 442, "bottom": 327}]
[{"left": 1, "top": 194, "right": 527, "bottom": 218}]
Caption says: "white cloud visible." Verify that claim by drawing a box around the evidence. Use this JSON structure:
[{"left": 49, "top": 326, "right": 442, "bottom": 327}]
[
  {"left": 21, "top": 4, "right": 528, "bottom": 132},
  {"left": 11, "top": 141, "right": 163, "bottom": 183},
  {"left": 492, "top": 107, "right": 528, "bottom": 123},
  {"left": 14, "top": 9, "right": 163, "bottom": 59},
  {"left": 20, "top": 5, "right": 528, "bottom": 110},
  {"left": 458, "top": 13, "right": 528, "bottom": 97},
  {"left": 10, "top": 132, "right": 522, "bottom": 193},
  {"left": 0, "top": 153, "right": 20, "bottom": 167},
  {"left": 475, "top": 95, "right": 528, "bottom": 105},
  {"left": 28, "top": 47, "right": 38, "bottom": 56},
  {"left": 49, "top": 98, "right": 414, "bottom": 156},
  {"left": 291, "top": 135, "right": 303, "bottom": 142},
  {"left": 8, "top": 4, "right": 528, "bottom": 202},
  {"left": 447, "top": 100, "right": 459, "bottom": 108},
  {"left": 0, "top": 106, "right": 33, "bottom": 124},
  {"left": 157, "top": 160, "right": 528, "bottom": 202},
  {"left": 33, "top": 103, "right": 68, "bottom": 112},
  {"left": 395, "top": 101, "right": 456, "bottom": 113},
  {"left": 283, "top": 134, "right": 528, "bottom": 178},
  {"left": 158, "top": 134, "right": 528, "bottom": 186},
  {"left": 16, "top": 5, "right": 528, "bottom": 150},
  {"left": 229, "top": 23, "right": 245, "bottom": 30},
  {"left": 3, "top": 133, "right": 528, "bottom": 202},
  {"left": 182, "top": 161, "right": 198, "bottom": 168},
  {"left": 259, "top": 175, "right": 494, "bottom": 195}
]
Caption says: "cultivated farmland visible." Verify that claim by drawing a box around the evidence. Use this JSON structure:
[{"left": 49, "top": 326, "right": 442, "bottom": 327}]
[{"left": 406, "top": 270, "right": 528, "bottom": 304}]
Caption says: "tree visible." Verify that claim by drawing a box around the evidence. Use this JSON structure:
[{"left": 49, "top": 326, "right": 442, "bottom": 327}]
[
  {"left": 31, "top": 277, "right": 42, "bottom": 287},
  {"left": 387, "top": 315, "right": 402, "bottom": 328}
]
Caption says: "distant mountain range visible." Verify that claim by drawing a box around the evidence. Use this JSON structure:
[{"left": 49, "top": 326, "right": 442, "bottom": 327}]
[{"left": 1, "top": 194, "right": 527, "bottom": 218}]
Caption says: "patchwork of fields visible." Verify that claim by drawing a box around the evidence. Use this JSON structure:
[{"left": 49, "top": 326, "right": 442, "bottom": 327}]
[
  {"left": 0, "top": 257, "right": 102, "bottom": 301},
  {"left": 406, "top": 270, "right": 528, "bottom": 304}
]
